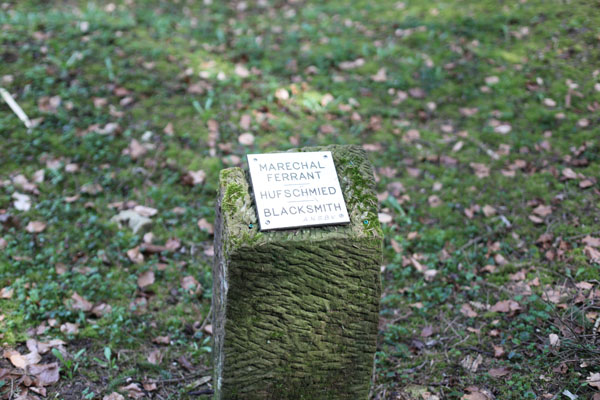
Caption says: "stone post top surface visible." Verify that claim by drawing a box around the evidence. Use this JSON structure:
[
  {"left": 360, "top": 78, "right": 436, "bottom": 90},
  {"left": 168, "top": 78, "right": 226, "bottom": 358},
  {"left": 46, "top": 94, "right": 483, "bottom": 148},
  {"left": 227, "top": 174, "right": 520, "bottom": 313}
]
[{"left": 218, "top": 145, "right": 382, "bottom": 254}]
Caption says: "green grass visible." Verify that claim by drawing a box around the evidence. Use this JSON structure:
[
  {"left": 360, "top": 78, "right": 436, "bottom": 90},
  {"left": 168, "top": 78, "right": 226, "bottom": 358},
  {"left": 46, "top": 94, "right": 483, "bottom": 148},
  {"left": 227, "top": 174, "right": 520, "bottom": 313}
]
[{"left": 1, "top": 0, "right": 599, "bottom": 398}]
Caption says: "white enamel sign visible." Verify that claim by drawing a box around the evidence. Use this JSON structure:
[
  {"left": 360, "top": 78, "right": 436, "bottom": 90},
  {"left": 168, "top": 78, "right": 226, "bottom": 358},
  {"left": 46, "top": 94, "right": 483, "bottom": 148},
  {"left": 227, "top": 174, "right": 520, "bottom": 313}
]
[{"left": 247, "top": 151, "right": 350, "bottom": 231}]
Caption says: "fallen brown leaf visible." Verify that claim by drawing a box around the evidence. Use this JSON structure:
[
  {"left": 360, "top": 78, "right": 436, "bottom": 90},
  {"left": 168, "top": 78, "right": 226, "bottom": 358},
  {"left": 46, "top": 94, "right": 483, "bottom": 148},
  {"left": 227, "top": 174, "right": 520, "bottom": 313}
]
[
  {"left": 461, "top": 354, "right": 483, "bottom": 373},
  {"left": 38, "top": 95, "right": 61, "bottom": 113},
  {"left": 147, "top": 349, "right": 163, "bottom": 365},
  {"left": 562, "top": 168, "right": 577, "bottom": 179},
  {"left": 274, "top": 88, "right": 290, "bottom": 100},
  {"left": 152, "top": 336, "right": 170, "bottom": 345},
  {"left": 60, "top": 322, "right": 79, "bottom": 335},
  {"left": 390, "top": 239, "right": 402, "bottom": 253},
  {"left": 371, "top": 68, "right": 387, "bottom": 82},
  {"left": 165, "top": 238, "right": 181, "bottom": 251},
  {"left": 124, "top": 139, "right": 147, "bottom": 160},
  {"left": 238, "top": 132, "right": 255, "bottom": 146},
  {"left": 549, "top": 333, "right": 560, "bottom": 348},
  {"left": 64, "top": 195, "right": 80, "bottom": 203},
  {"left": 137, "top": 270, "right": 155, "bottom": 288},
  {"left": 1, "top": 286, "right": 13, "bottom": 299},
  {"left": 12, "top": 192, "right": 31, "bottom": 211},
  {"left": 585, "top": 246, "right": 600, "bottom": 264},
  {"left": 183, "top": 170, "right": 206, "bottom": 186},
  {"left": 528, "top": 215, "right": 544, "bottom": 224},
  {"left": 494, "top": 124, "right": 511, "bottom": 134},
  {"left": 493, "top": 345, "right": 505, "bottom": 358},
  {"left": 3, "top": 349, "right": 41, "bottom": 369},
  {"left": 428, "top": 195, "right": 442, "bottom": 207},
  {"left": 70, "top": 292, "right": 93, "bottom": 312},
  {"left": 127, "top": 246, "right": 144, "bottom": 264},
  {"left": 408, "top": 87, "right": 425, "bottom": 99},
  {"left": 420, "top": 325, "right": 434, "bottom": 337},
  {"left": 582, "top": 236, "right": 600, "bottom": 248},
  {"left": 460, "top": 303, "right": 478, "bottom": 318},
  {"left": 120, "top": 383, "right": 144, "bottom": 399},
  {"left": 163, "top": 122, "right": 174, "bottom": 136},
  {"left": 587, "top": 372, "right": 600, "bottom": 389},
  {"left": 13, "top": 174, "right": 38, "bottom": 193},
  {"left": 181, "top": 275, "right": 200, "bottom": 294},
  {"left": 25, "top": 221, "right": 46, "bottom": 233},
  {"left": 532, "top": 204, "right": 552, "bottom": 217},
  {"left": 133, "top": 205, "right": 157, "bottom": 217},
  {"left": 482, "top": 205, "right": 496, "bottom": 217},
  {"left": 30, "top": 339, "right": 65, "bottom": 355},
  {"left": 30, "top": 363, "right": 59, "bottom": 386},
  {"left": 470, "top": 163, "right": 490, "bottom": 178},
  {"left": 91, "top": 303, "right": 112, "bottom": 317},
  {"left": 407, "top": 232, "right": 419, "bottom": 240},
  {"left": 490, "top": 300, "right": 521, "bottom": 313},
  {"left": 239, "top": 114, "right": 252, "bottom": 130},
  {"left": 197, "top": 218, "right": 214, "bottom": 234}
]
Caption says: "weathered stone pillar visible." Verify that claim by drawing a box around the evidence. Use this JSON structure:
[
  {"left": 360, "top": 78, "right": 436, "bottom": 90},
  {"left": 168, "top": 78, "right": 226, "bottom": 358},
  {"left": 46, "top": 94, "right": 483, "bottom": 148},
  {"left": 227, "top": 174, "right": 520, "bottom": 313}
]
[{"left": 213, "top": 145, "right": 382, "bottom": 400}]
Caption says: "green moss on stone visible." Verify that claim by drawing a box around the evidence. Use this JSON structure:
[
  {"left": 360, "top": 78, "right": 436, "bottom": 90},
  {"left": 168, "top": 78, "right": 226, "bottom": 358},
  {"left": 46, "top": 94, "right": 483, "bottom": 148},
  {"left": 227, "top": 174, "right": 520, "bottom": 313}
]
[{"left": 213, "top": 145, "right": 382, "bottom": 400}]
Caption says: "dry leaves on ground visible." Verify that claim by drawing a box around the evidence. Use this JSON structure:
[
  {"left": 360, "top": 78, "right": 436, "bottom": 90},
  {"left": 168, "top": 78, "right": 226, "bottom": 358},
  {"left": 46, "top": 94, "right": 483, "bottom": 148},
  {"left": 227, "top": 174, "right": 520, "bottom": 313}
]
[
  {"left": 25, "top": 221, "right": 46, "bottom": 233},
  {"left": 197, "top": 218, "right": 214, "bottom": 234},
  {"left": 127, "top": 246, "right": 144, "bottom": 264},
  {"left": 490, "top": 299, "right": 521, "bottom": 313},
  {"left": 137, "top": 270, "right": 155, "bottom": 288},
  {"left": 1, "top": 286, "right": 14, "bottom": 299},
  {"left": 460, "top": 303, "right": 478, "bottom": 318},
  {"left": 461, "top": 354, "right": 483, "bottom": 373},
  {"left": 587, "top": 372, "right": 600, "bottom": 389},
  {"left": 181, "top": 275, "right": 200, "bottom": 294},
  {"left": 183, "top": 169, "right": 206, "bottom": 186},
  {"left": 238, "top": 132, "right": 255, "bottom": 146},
  {"left": 470, "top": 163, "right": 490, "bottom": 178},
  {"left": 70, "top": 292, "right": 93, "bottom": 312},
  {"left": 120, "top": 383, "right": 145, "bottom": 399}
]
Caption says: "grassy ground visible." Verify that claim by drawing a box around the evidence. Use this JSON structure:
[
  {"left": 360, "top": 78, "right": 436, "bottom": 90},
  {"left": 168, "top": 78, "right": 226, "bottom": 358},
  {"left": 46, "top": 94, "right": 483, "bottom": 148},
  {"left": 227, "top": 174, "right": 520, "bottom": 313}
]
[{"left": 1, "top": 0, "right": 599, "bottom": 398}]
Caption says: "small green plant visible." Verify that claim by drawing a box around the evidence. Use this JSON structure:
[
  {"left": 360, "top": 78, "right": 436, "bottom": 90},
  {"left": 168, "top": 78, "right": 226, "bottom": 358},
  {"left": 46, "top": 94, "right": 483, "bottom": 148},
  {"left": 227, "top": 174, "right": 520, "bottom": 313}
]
[
  {"left": 93, "top": 347, "right": 118, "bottom": 370},
  {"left": 81, "top": 387, "right": 95, "bottom": 399},
  {"left": 52, "top": 348, "right": 86, "bottom": 379}
]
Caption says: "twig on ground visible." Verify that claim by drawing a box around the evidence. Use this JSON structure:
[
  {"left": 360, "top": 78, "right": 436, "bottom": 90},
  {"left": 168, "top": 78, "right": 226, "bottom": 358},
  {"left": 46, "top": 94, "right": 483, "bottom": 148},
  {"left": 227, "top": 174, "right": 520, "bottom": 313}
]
[
  {"left": 457, "top": 346, "right": 495, "bottom": 357},
  {"left": 565, "top": 230, "right": 600, "bottom": 241},
  {"left": 156, "top": 370, "right": 210, "bottom": 384},
  {"left": 369, "top": 351, "right": 377, "bottom": 399},
  {"left": 467, "top": 136, "right": 500, "bottom": 160},
  {"left": 0, "top": 87, "right": 32, "bottom": 129},
  {"left": 188, "top": 389, "right": 213, "bottom": 396},
  {"left": 199, "top": 306, "right": 212, "bottom": 332},
  {"left": 458, "top": 226, "right": 508, "bottom": 253},
  {"left": 480, "top": 280, "right": 514, "bottom": 296}
]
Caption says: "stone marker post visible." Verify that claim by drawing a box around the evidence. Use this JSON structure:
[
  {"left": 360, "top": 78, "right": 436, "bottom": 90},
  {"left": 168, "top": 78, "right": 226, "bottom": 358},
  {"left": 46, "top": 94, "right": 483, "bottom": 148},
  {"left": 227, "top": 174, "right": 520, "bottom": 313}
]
[{"left": 213, "top": 145, "right": 382, "bottom": 399}]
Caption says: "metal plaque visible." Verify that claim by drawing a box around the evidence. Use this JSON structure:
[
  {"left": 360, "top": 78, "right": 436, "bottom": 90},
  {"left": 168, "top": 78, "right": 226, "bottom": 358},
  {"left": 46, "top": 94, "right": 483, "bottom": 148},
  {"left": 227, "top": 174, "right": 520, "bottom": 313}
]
[{"left": 247, "top": 151, "right": 350, "bottom": 231}]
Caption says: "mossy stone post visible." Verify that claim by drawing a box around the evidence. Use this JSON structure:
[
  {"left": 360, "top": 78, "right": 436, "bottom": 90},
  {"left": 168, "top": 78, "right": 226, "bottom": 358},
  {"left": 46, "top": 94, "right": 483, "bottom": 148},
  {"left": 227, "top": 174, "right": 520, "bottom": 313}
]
[{"left": 213, "top": 145, "right": 382, "bottom": 399}]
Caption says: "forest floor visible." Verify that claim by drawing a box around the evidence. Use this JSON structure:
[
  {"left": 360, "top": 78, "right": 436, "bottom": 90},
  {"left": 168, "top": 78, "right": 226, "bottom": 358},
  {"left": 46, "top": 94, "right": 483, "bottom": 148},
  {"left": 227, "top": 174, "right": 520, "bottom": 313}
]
[{"left": 1, "top": 0, "right": 599, "bottom": 399}]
